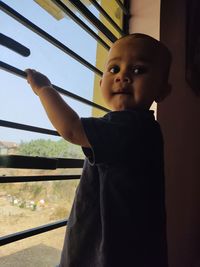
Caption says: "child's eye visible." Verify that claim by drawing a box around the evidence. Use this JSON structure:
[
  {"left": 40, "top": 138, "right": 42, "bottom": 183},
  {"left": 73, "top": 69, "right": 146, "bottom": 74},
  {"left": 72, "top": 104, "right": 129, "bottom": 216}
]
[
  {"left": 109, "top": 66, "right": 120, "bottom": 73},
  {"left": 132, "top": 66, "right": 147, "bottom": 75}
]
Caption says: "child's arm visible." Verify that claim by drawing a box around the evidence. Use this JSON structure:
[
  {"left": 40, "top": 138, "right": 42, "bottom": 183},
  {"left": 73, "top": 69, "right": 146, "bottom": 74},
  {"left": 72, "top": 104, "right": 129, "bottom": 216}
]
[{"left": 25, "top": 69, "right": 91, "bottom": 148}]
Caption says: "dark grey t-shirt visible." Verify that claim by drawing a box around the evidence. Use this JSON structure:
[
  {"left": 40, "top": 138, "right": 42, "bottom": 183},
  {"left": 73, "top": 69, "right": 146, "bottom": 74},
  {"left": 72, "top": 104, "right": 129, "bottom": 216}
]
[{"left": 59, "top": 110, "right": 168, "bottom": 267}]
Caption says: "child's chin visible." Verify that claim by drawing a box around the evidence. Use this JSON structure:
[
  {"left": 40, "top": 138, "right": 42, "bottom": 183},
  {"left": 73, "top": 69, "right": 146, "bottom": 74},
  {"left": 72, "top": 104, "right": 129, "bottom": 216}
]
[{"left": 112, "top": 105, "right": 130, "bottom": 111}]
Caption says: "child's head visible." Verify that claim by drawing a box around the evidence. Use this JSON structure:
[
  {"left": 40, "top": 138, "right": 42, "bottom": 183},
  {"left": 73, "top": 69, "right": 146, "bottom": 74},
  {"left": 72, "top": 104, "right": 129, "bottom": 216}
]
[{"left": 100, "top": 33, "right": 172, "bottom": 111}]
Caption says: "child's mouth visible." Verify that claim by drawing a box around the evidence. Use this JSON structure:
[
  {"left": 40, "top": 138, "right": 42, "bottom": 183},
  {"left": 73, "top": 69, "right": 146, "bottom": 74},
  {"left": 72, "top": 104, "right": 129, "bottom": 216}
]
[
  {"left": 113, "top": 91, "right": 132, "bottom": 95},
  {"left": 113, "top": 87, "right": 132, "bottom": 95}
]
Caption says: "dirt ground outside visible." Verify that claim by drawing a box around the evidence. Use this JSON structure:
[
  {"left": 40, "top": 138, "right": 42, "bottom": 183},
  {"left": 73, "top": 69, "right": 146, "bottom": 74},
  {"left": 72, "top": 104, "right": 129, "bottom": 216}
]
[
  {"left": 0, "top": 166, "right": 81, "bottom": 266},
  {"left": 0, "top": 194, "right": 70, "bottom": 267},
  {"left": 0, "top": 193, "right": 70, "bottom": 266},
  {"left": 0, "top": 174, "right": 79, "bottom": 267}
]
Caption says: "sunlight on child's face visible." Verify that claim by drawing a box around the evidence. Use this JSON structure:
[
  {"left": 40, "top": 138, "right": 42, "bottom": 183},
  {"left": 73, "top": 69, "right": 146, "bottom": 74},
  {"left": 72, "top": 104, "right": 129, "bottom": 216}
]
[{"left": 100, "top": 36, "right": 169, "bottom": 111}]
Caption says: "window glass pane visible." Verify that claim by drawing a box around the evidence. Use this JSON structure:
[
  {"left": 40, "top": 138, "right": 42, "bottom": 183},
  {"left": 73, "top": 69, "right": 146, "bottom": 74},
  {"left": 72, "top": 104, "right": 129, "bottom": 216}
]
[
  {"left": 0, "top": 1, "right": 126, "bottom": 264},
  {"left": 0, "top": 69, "right": 93, "bottom": 131},
  {"left": 4, "top": 0, "right": 107, "bottom": 62},
  {"left": 0, "top": 9, "right": 97, "bottom": 102},
  {"left": 0, "top": 0, "right": 107, "bottom": 136},
  {"left": 0, "top": 1, "right": 112, "bottom": 140}
]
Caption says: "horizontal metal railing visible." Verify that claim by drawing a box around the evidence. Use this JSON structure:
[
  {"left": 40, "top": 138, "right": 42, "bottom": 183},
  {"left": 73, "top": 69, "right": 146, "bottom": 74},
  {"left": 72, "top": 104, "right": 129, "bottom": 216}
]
[
  {"left": 0, "top": 33, "right": 30, "bottom": 57},
  {"left": 0, "top": 219, "right": 67, "bottom": 246},
  {"left": 0, "top": 175, "right": 80, "bottom": 183},
  {"left": 0, "top": 119, "right": 59, "bottom": 136},
  {"left": 0, "top": 155, "right": 84, "bottom": 169}
]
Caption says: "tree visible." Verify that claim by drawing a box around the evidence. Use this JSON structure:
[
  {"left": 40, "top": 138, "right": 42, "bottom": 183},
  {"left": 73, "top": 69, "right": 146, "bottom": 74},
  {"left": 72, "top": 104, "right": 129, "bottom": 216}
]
[{"left": 17, "top": 138, "right": 84, "bottom": 158}]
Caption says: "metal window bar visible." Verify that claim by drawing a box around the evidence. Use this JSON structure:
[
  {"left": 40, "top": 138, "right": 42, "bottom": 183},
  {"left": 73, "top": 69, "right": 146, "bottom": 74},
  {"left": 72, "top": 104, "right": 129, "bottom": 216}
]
[
  {"left": 0, "top": 219, "right": 68, "bottom": 246},
  {"left": 0, "top": 155, "right": 83, "bottom": 182},
  {"left": 0, "top": 0, "right": 128, "bottom": 247},
  {"left": 0, "top": 155, "right": 84, "bottom": 169},
  {"left": 0, "top": 33, "right": 30, "bottom": 57},
  {"left": 0, "top": 175, "right": 80, "bottom": 183},
  {"left": 0, "top": 119, "right": 59, "bottom": 136},
  {"left": 0, "top": 154, "right": 83, "bottom": 182}
]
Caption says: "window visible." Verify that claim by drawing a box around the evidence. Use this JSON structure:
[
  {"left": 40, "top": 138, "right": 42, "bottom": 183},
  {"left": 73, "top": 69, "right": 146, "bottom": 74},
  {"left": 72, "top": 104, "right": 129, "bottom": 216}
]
[{"left": 0, "top": 0, "right": 129, "bottom": 265}]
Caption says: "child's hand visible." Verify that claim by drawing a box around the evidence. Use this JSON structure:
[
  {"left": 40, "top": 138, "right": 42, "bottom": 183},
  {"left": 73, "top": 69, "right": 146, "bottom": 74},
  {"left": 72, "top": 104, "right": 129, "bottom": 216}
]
[{"left": 25, "top": 69, "right": 52, "bottom": 95}]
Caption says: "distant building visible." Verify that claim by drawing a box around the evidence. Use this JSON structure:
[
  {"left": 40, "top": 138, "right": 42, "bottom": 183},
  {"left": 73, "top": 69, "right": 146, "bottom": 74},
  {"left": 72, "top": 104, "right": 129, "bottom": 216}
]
[{"left": 0, "top": 141, "right": 18, "bottom": 155}]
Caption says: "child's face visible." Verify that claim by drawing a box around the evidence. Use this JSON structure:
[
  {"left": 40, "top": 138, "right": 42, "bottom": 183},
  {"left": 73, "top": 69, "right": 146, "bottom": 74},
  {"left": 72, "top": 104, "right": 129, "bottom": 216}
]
[{"left": 100, "top": 36, "right": 170, "bottom": 111}]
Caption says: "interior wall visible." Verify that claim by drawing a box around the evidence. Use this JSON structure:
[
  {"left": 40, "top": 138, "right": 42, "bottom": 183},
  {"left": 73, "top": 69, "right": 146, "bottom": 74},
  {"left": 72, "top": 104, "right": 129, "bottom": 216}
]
[
  {"left": 129, "top": 0, "right": 161, "bottom": 39},
  {"left": 159, "top": 0, "right": 200, "bottom": 266},
  {"left": 129, "top": 0, "right": 200, "bottom": 266}
]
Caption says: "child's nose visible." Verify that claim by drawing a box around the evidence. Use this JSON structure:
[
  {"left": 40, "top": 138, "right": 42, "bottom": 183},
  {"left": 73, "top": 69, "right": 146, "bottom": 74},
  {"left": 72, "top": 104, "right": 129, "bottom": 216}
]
[{"left": 115, "top": 72, "right": 132, "bottom": 83}]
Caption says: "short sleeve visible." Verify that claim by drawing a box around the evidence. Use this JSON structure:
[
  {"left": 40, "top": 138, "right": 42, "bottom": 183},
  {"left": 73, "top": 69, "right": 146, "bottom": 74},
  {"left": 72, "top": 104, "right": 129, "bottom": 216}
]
[{"left": 81, "top": 111, "right": 144, "bottom": 165}]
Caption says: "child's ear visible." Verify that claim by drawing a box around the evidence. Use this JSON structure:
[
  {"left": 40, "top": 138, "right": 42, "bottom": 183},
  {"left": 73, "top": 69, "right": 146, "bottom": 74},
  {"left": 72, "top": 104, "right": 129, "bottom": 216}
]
[{"left": 155, "top": 83, "right": 172, "bottom": 103}]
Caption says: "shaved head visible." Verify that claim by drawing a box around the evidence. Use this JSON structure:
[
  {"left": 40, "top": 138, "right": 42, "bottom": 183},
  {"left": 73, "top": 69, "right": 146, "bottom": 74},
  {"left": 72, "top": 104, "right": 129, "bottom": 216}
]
[{"left": 113, "top": 33, "right": 172, "bottom": 82}]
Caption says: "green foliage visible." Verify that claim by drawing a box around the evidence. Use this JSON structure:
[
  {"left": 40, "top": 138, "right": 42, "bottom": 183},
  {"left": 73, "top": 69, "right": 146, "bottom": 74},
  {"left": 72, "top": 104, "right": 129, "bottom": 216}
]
[{"left": 17, "top": 138, "right": 84, "bottom": 158}]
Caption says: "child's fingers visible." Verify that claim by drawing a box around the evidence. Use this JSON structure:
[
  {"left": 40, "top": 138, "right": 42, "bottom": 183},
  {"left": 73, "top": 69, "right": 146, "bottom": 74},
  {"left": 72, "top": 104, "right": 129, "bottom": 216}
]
[
  {"left": 25, "top": 69, "right": 48, "bottom": 80},
  {"left": 25, "top": 69, "right": 37, "bottom": 77},
  {"left": 24, "top": 68, "right": 52, "bottom": 93},
  {"left": 25, "top": 68, "right": 35, "bottom": 80},
  {"left": 25, "top": 69, "right": 34, "bottom": 84},
  {"left": 25, "top": 69, "right": 42, "bottom": 83},
  {"left": 25, "top": 68, "right": 34, "bottom": 74}
]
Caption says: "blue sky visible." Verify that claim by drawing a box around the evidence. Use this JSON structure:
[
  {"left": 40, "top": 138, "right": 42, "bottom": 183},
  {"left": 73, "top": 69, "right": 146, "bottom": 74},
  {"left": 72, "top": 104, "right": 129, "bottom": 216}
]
[{"left": 0, "top": 0, "right": 105, "bottom": 143}]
